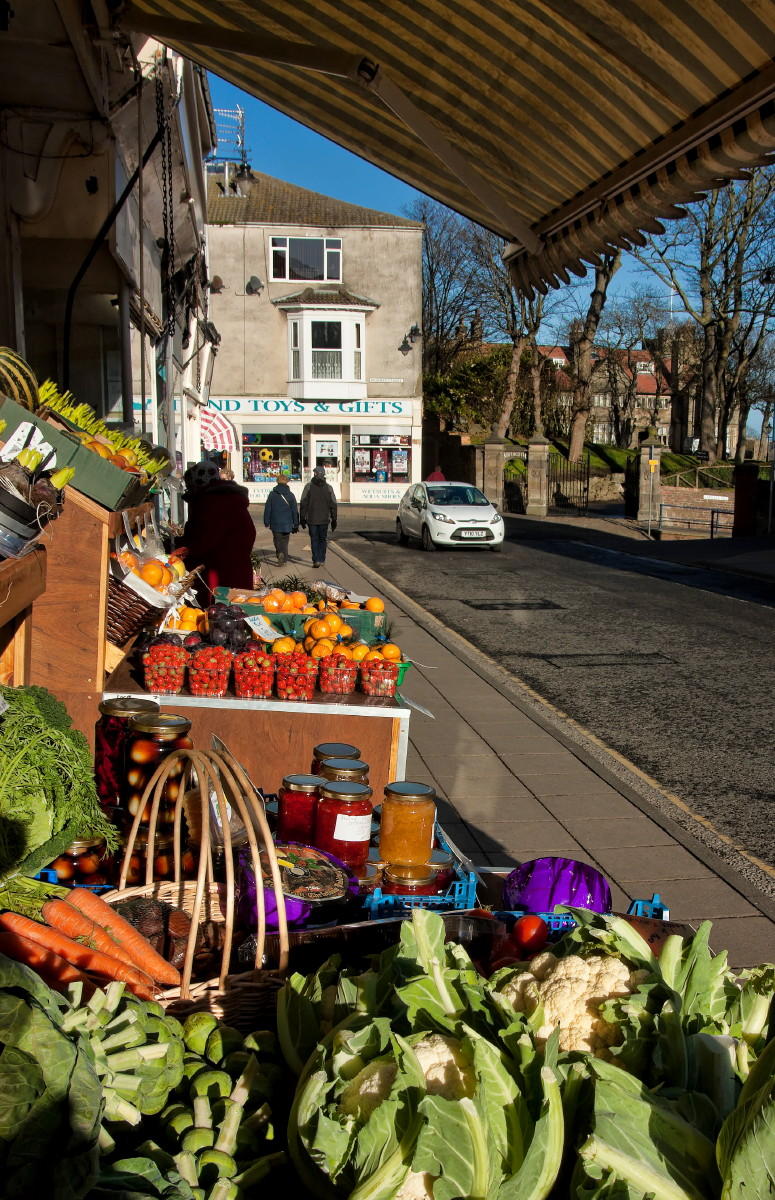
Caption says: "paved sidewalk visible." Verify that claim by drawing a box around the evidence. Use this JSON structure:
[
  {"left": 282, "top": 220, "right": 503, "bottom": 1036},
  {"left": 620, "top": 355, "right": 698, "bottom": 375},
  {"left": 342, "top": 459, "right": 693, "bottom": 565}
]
[{"left": 251, "top": 520, "right": 775, "bottom": 968}]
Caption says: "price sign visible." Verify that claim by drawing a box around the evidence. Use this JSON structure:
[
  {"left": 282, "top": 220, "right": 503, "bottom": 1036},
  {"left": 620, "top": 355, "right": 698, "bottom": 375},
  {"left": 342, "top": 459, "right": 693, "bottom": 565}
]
[{"left": 244, "top": 613, "right": 281, "bottom": 642}]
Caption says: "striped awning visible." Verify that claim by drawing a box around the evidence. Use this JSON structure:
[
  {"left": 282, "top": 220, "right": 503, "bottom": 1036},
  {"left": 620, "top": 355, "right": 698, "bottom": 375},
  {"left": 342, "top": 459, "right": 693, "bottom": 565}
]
[
  {"left": 200, "top": 406, "right": 239, "bottom": 452},
  {"left": 118, "top": 1, "right": 775, "bottom": 294}
]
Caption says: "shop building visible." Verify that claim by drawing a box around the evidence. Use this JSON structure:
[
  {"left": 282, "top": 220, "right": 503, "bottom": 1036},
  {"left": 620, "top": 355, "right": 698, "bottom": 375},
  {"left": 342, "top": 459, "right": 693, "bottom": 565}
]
[{"left": 205, "top": 170, "right": 423, "bottom": 503}]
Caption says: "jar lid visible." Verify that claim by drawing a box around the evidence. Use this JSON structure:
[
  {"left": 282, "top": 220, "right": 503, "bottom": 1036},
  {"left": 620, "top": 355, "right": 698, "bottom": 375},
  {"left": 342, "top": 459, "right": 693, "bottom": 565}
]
[
  {"left": 383, "top": 781, "right": 436, "bottom": 802},
  {"left": 313, "top": 742, "right": 361, "bottom": 761},
  {"left": 368, "top": 846, "right": 386, "bottom": 867},
  {"left": 281, "top": 774, "right": 322, "bottom": 792},
  {"left": 99, "top": 696, "right": 160, "bottom": 718},
  {"left": 125, "top": 831, "right": 174, "bottom": 852},
  {"left": 384, "top": 866, "right": 436, "bottom": 886},
  {"left": 319, "top": 780, "right": 373, "bottom": 802},
  {"left": 128, "top": 713, "right": 193, "bottom": 736},
  {"left": 319, "top": 758, "right": 369, "bottom": 777},
  {"left": 64, "top": 837, "right": 106, "bottom": 854},
  {"left": 429, "top": 849, "right": 454, "bottom": 867}
]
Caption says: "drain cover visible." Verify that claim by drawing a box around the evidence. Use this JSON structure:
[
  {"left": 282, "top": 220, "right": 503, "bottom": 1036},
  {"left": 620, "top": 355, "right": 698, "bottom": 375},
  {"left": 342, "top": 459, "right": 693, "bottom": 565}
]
[{"left": 463, "top": 599, "right": 563, "bottom": 611}]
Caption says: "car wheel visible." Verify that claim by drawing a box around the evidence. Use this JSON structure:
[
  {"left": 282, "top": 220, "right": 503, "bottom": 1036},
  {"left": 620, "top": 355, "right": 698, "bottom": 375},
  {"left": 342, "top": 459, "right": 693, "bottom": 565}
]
[
  {"left": 421, "top": 524, "right": 436, "bottom": 552},
  {"left": 396, "top": 518, "right": 409, "bottom": 546}
]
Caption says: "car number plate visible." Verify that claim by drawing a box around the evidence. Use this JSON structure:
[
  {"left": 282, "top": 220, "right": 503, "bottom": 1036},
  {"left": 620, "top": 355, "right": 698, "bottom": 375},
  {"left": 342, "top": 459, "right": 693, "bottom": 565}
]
[{"left": 460, "top": 530, "right": 486, "bottom": 538}]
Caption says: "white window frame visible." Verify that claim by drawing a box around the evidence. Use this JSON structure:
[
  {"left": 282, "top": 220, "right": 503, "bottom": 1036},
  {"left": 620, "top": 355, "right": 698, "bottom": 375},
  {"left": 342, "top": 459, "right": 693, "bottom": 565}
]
[
  {"left": 270, "top": 236, "right": 342, "bottom": 282},
  {"left": 635, "top": 360, "right": 654, "bottom": 374},
  {"left": 353, "top": 322, "right": 362, "bottom": 380},
  {"left": 290, "top": 319, "right": 301, "bottom": 381}
]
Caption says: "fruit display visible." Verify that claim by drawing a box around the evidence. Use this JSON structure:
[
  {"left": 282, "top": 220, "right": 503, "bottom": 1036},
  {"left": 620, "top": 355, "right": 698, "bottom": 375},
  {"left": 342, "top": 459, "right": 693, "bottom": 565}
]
[
  {"left": 116, "top": 549, "right": 190, "bottom": 599},
  {"left": 38, "top": 380, "right": 169, "bottom": 476},
  {"left": 142, "top": 641, "right": 190, "bottom": 694},
  {"left": 318, "top": 652, "right": 358, "bottom": 695},
  {"left": 233, "top": 648, "right": 275, "bottom": 698},
  {"left": 359, "top": 656, "right": 400, "bottom": 696},
  {"left": 189, "top": 645, "right": 234, "bottom": 698},
  {"left": 274, "top": 651, "right": 318, "bottom": 701}
]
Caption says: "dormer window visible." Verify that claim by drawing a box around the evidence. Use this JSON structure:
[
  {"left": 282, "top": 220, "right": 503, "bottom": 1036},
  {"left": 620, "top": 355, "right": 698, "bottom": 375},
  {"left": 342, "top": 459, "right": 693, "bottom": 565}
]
[
  {"left": 271, "top": 237, "right": 342, "bottom": 282},
  {"left": 636, "top": 360, "right": 654, "bottom": 374}
]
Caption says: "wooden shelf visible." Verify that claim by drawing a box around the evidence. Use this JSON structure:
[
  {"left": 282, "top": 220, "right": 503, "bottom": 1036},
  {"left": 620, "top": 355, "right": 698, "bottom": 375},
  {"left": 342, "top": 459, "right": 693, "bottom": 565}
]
[{"left": 0, "top": 547, "right": 47, "bottom": 686}]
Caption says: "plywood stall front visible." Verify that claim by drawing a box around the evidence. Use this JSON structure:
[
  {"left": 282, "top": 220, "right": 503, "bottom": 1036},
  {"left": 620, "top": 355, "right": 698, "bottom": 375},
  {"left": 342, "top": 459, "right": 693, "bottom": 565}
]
[
  {"left": 0, "top": 547, "right": 46, "bottom": 686},
  {"left": 28, "top": 489, "right": 153, "bottom": 746}
]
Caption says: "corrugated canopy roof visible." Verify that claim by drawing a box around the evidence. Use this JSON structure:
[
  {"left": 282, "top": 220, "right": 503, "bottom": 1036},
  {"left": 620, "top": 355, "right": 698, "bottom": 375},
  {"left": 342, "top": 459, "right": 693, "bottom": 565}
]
[{"left": 118, "top": 1, "right": 775, "bottom": 294}]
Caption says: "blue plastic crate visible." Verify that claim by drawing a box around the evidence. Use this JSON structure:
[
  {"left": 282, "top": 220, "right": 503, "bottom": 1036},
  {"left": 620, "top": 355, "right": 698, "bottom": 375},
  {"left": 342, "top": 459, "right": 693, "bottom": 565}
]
[
  {"left": 364, "top": 825, "right": 478, "bottom": 919},
  {"left": 35, "top": 866, "right": 113, "bottom": 896},
  {"left": 625, "top": 892, "right": 670, "bottom": 920},
  {"left": 493, "top": 892, "right": 670, "bottom": 938}
]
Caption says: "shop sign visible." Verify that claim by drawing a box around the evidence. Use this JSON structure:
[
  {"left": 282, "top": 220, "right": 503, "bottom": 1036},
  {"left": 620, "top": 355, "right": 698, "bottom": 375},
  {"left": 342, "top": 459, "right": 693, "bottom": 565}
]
[
  {"left": 210, "top": 397, "right": 411, "bottom": 417},
  {"left": 355, "top": 484, "right": 407, "bottom": 502}
]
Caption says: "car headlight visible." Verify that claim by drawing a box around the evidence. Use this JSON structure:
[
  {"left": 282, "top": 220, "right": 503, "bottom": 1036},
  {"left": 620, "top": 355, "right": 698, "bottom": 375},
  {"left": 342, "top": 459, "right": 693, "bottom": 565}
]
[
  {"left": 490, "top": 512, "right": 503, "bottom": 524},
  {"left": 430, "top": 510, "right": 455, "bottom": 524}
]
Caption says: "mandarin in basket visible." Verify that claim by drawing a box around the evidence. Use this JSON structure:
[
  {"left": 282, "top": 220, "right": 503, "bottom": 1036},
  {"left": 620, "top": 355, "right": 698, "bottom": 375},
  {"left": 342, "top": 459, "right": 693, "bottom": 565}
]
[
  {"left": 271, "top": 636, "right": 296, "bottom": 654},
  {"left": 303, "top": 635, "right": 315, "bottom": 653},
  {"left": 263, "top": 596, "right": 281, "bottom": 612},
  {"left": 280, "top": 597, "right": 296, "bottom": 612},
  {"left": 309, "top": 618, "right": 332, "bottom": 639},
  {"left": 364, "top": 597, "right": 385, "bottom": 613},
  {"left": 364, "top": 649, "right": 384, "bottom": 660},
  {"left": 338, "top": 622, "right": 354, "bottom": 640},
  {"left": 325, "top": 612, "right": 343, "bottom": 635},
  {"left": 290, "top": 591, "right": 308, "bottom": 608},
  {"left": 310, "top": 639, "right": 335, "bottom": 658},
  {"left": 350, "top": 643, "right": 370, "bottom": 661},
  {"left": 139, "top": 559, "right": 166, "bottom": 586},
  {"left": 335, "top": 644, "right": 353, "bottom": 659},
  {"left": 381, "top": 643, "right": 402, "bottom": 661}
]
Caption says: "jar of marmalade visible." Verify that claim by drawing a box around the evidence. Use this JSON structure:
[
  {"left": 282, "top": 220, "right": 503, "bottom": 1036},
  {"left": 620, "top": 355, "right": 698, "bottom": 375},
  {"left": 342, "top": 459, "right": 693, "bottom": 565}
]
[
  {"left": 382, "top": 865, "right": 441, "bottom": 896},
  {"left": 379, "top": 781, "right": 436, "bottom": 866},
  {"left": 314, "top": 780, "right": 373, "bottom": 871},
  {"left": 311, "top": 742, "right": 361, "bottom": 774},
  {"left": 318, "top": 758, "right": 370, "bottom": 785},
  {"left": 278, "top": 774, "right": 321, "bottom": 843},
  {"left": 95, "top": 697, "right": 159, "bottom": 808},
  {"left": 123, "top": 713, "right": 193, "bottom": 827}
]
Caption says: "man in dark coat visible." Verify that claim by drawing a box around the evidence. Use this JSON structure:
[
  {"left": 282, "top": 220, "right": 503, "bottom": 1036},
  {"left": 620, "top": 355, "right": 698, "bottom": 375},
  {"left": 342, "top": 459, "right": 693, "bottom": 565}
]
[
  {"left": 299, "top": 466, "right": 338, "bottom": 567},
  {"left": 179, "top": 460, "right": 256, "bottom": 605},
  {"left": 262, "top": 472, "right": 299, "bottom": 565}
]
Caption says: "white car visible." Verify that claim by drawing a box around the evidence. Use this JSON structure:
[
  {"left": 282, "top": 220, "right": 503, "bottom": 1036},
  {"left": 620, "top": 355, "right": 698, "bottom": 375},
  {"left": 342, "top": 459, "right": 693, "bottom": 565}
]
[{"left": 396, "top": 481, "right": 504, "bottom": 551}]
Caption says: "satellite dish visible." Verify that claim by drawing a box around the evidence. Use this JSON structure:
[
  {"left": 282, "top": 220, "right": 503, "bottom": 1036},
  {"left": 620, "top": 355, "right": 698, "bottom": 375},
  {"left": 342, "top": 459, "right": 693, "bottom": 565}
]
[
  {"left": 245, "top": 275, "right": 263, "bottom": 295},
  {"left": 209, "top": 275, "right": 225, "bottom": 293}
]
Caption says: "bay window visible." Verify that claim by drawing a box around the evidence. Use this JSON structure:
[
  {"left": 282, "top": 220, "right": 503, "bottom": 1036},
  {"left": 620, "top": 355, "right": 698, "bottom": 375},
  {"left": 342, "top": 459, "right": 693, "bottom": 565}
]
[{"left": 311, "top": 321, "right": 342, "bottom": 379}]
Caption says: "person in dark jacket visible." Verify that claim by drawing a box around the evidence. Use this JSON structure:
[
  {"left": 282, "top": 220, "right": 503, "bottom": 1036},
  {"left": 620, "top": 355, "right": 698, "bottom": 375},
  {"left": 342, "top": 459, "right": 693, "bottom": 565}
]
[
  {"left": 299, "top": 466, "right": 338, "bottom": 567},
  {"left": 262, "top": 472, "right": 299, "bottom": 565},
  {"left": 178, "top": 460, "right": 256, "bottom": 605}
]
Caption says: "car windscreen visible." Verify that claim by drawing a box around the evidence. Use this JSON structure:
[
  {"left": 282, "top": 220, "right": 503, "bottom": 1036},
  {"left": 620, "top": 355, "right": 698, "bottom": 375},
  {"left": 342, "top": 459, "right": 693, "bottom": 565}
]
[{"left": 426, "top": 485, "right": 490, "bottom": 506}]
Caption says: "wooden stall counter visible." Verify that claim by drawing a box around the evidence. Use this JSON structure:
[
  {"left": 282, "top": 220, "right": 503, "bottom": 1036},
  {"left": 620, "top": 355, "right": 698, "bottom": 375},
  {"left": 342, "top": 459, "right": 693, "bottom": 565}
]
[
  {"left": 0, "top": 547, "right": 46, "bottom": 686},
  {"left": 103, "top": 657, "right": 411, "bottom": 802}
]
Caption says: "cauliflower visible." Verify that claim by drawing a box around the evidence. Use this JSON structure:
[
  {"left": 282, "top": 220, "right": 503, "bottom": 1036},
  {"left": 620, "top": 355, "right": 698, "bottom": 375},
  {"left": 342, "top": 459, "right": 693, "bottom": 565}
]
[
  {"left": 498, "top": 952, "right": 650, "bottom": 1061},
  {"left": 396, "top": 1172, "right": 437, "bottom": 1199},
  {"left": 338, "top": 1033, "right": 474, "bottom": 1122}
]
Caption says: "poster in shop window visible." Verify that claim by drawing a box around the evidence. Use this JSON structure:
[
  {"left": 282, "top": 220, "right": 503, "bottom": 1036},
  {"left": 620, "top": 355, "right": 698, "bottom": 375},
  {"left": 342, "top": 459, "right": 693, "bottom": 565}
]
[
  {"left": 354, "top": 448, "right": 371, "bottom": 474},
  {"left": 392, "top": 449, "right": 408, "bottom": 474}
]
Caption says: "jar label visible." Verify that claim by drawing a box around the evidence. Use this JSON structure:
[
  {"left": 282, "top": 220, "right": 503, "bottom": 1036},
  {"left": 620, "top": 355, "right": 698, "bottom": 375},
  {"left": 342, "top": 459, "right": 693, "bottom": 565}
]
[{"left": 333, "top": 812, "right": 372, "bottom": 842}]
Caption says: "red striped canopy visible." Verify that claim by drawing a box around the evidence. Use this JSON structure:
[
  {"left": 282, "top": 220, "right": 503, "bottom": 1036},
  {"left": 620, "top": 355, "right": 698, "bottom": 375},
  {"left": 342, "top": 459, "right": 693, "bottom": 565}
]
[{"left": 200, "top": 406, "right": 238, "bottom": 453}]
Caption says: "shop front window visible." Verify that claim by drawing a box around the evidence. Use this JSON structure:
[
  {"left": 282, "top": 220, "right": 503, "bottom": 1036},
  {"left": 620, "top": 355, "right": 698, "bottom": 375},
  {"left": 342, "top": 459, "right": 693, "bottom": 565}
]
[
  {"left": 351, "top": 433, "right": 411, "bottom": 483},
  {"left": 242, "top": 429, "right": 303, "bottom": 482},
  {"left": 311, "top": 321, "right": 342, "bottom": 379}
]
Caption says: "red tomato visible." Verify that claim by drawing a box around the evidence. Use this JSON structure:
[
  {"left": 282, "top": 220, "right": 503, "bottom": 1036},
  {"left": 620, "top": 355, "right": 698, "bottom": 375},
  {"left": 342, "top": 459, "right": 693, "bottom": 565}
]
[{"left": 509, "top": 915, "right": 549, "bottom": 955}]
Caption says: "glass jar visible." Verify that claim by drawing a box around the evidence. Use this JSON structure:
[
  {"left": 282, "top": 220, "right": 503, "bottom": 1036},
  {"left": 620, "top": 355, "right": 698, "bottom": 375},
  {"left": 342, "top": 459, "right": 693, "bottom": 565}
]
[
  {"left": 429, "top": 848, "right": 455, "bottom": 889},
  {"left": 314, "top": 780, "right": 373, "bottom": 871},
  {"left": 50, "top": 837, "right": 112, "bottom": 887},
  {"left": 311, "top": 742, "right": 361, "bottom": 774},
  {"left": 94, "top": 697, "right": 159, "bottom": 808},
  {"left": 382, "top": 865, "right": 441, "bottom": 896},
  {"left": 277, "top": 774, "right": 321, "bottom": 843},
  {"left": 123, "top": 713, "right": 193, "bottom": 827},
  {"left": 123, "top": 832, "right": 193, "bottom": 885},
  {"left": 318, "top": 758, "right": 370, "bottom": 785},
  {"left": 379, "top": 781, "right": 436, "bottom": 866}
]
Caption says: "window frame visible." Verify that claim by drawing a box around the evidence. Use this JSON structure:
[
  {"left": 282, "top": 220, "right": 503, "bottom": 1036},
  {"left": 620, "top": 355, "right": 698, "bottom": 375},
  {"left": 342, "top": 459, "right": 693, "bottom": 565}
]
[{"left": 270, "top": 235, "right": 343, "bottom": 283}]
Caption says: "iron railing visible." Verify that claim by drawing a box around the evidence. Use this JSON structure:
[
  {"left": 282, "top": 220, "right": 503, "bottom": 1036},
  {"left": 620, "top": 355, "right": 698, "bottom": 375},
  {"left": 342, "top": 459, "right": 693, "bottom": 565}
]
[{"left": 658, "top": 503, "right": 734, "bottom": 538}]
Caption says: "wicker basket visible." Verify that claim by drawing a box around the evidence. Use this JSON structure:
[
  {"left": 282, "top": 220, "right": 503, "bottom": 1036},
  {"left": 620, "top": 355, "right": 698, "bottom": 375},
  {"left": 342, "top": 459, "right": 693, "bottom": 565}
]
[
  {"left": 103, "top": 746, "right": 289, "bottom": 1028},
  {"left": 106, "top": 575, "right": 169, "bottom": 646}
]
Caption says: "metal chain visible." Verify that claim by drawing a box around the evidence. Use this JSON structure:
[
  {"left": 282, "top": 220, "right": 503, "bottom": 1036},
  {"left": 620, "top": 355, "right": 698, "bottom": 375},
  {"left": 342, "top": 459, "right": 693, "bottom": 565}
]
[{"left": 155, "top": 69, "right": 176, "bottom": 339}]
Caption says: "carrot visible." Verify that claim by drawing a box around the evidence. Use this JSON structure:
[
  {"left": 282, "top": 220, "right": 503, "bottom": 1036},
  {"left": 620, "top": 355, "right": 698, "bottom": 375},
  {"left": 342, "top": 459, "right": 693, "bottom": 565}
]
[
  {"left": 42, "top": 897, "right": 138, "bottom": 965},
  {"left": 0, "top": 931, "right": 95, "bottom": 996},
  {"left": 0, "top": 911, "right": 156, "bottom": 999},
  {"left": 65, "top": 887, "right": 181, "bottom": 987}
]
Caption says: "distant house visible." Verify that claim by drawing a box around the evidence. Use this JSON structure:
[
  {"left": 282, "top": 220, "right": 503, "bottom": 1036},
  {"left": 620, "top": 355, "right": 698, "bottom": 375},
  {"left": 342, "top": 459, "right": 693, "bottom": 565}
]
[{"left": 204, "top": 168, "right": 423, "bottom": 504}]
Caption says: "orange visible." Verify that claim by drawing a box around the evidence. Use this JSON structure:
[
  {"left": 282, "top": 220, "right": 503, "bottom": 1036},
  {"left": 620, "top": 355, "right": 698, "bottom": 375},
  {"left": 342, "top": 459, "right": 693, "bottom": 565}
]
[
  {"left": 294, "top": 640, "right": 305, "bottom": 652},
  {"left": 350, "top": 643, "right": 370, "bottom": 661},
  {"left": 325, "top": 612, "right": 342, "bottom": 635},
  {"left": 337, "top": 622, "right": 354, "bottom": 641},
  {"left": 310, "top": 639, "right": 335, "bottom": 658},
  {"left": 303, "top": 635, "right": 316, "bottom": 653},
  {"left": 139, "top": 560, "right": 165, "bottom": 587},
  {"left": 340, "top": 599, "right": 359, "bottom": 609},
  {"left": 290, "top": 591, "right": 308, "bottom": 609},
  {"left": 280, "top": 597, "right": 295, "bottom": 612},
  {"left": 263, "top": 596, "right": 281, "bottom": 613},
  {"left": 364, "top": 597, "right": 385, "bottom": 613},
  {"left": 381, "top": 643, "right": 401, "bottom": 661},
  {"left": 245, "top": 596, "right": 264, "bottom": 604},
  {"left": 86, "top": 439, "right": 113, "bottom": 459},
  {"left": 334, "top": 644, "right": 353, "bottom": 659},
  {"left": 364, "top": 649, "right": 383, "bottom": 660},
  {"left": 309, "top": 618, "right": 332, "bottom": 640},
  {"left": 301, "top": 604, "right": 317, "bottom": 614},
  {"left": 119, "top": 551, "right": 138, "bottom": 570},
  {"left": 271, "top": 636, "right": 296, "bottom": 654},
  {"left": 178, "top": 618, "right": 198, "bottom": 631}
]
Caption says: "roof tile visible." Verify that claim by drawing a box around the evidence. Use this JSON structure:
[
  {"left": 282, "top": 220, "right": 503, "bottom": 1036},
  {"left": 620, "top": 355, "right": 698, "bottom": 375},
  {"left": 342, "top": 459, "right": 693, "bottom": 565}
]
[{"left": 206, "top": 169, "right": 421, "bottom": 229}]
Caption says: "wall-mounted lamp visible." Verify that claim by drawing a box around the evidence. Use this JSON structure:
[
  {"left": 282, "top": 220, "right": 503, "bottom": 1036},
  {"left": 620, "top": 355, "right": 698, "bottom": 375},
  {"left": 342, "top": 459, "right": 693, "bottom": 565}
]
[
  {"left": 398, "top": 335, "right": 412, "bottom": 355},
  {"left": 245, "top": 275, "right": 263, "bottom": 295},
  {"left": 408, "top": 324, "right": 421, "bottom": 341},
  {"left": 209, "top": 275, "right": 226, "bottom": 294}
]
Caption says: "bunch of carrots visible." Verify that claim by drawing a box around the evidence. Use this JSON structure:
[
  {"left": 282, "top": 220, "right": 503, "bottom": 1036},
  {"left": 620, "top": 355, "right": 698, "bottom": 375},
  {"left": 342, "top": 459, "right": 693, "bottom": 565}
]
[{"left": 0, "top": 884, "right": 180, "bottom": 998}]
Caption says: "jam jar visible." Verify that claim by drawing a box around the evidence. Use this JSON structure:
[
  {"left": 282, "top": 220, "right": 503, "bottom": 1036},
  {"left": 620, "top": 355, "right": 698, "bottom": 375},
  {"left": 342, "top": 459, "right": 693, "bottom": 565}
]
[
  {"left": 94, "top": 697, "right": 159, "bottom": 808},
  {"left": 314, "top": 780, "right": 373, "bottom": 871},
  {"left": 429, "top": 848, "right": 455, "bottom": 889},
  {"left": 123, "top": 713, "right": 193, "bottom": 827},
  {"left": 122, "top": 832, "right": 197, "bottom": 885},
  {"left": 277, "top": 774, "right": 321, "bottom": 843},
  {"left": 382, "top": 865, "right": 441, "bottom": 896},
  {"left": 379, "top": 781, "right": 436, "bottom": 867},
  {"left": 311, "top": 742, "right": 361, "bottom": 774},
  {"left": 50, "top": 837, "right": 112, "bottom": 887},
  {"left": 318, "top": 758, "right": 370, "bottom": 785}
]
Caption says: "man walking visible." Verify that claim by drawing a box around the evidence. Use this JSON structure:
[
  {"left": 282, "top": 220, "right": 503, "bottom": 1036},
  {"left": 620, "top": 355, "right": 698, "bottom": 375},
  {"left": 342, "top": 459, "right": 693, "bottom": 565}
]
[
  {"left": 262, "top": 472, "right": 298, "bottom": 565},
  {"left": 300, "top": 466, "right": 337, "bottom": 568}
]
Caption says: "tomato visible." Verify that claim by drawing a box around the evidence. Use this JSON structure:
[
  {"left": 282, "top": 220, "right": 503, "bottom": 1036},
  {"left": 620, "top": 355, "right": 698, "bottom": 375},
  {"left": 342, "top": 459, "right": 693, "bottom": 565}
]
[
  {"left": 509, "top": 915, "right": 549, "bottom": 955},
  {"left": 466, "top": 908, "right": 495, "bottom": 920}
]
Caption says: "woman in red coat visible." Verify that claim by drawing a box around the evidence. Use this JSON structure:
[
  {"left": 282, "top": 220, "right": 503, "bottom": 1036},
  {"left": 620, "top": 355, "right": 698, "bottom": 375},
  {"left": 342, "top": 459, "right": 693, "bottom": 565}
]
[{"left": 178, "top": 461, "right": 256, "bottom": 605}]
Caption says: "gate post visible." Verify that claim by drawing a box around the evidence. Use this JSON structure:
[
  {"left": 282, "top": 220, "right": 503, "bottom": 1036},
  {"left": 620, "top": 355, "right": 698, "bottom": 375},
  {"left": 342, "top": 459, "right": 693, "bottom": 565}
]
[
  {"left": 483, "top": 437, "right": 505, "bottom": 509},
  {"left": 526, "top": 436, "right": 550, "bottom": 517},
  {"left": 637, "top": 443, "right": 662, "bottom": 528}
]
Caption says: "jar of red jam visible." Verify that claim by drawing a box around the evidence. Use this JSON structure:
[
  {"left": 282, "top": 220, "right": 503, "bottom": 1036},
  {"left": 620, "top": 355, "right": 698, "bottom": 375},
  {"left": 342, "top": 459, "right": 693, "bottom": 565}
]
[
  {"left": 318, "top": 758, "right": 370, "bottom": 785},
  {"left": 314, "top": 780, "right": 373, "bottom": 871},
  {"left": 429, "top": 848, "right": 455, "bottom": 889},
  {"left": 311, "top": 742, "right": 361, "bottom": 774},
  {"left": 124, "top": 713, "right": 193, "bottom": 827},
  {"left": 277, "top": 774, "right": 321, "bottom": 843},
  {"left": 382, "top": 865, "right": 441, "bottom": 896},
  {"left": 379, "top": 781, "right": 436, "bottom": 866},
  {"left": 95, "top": 697, "right": 159, "bottom": 808},
  {"left": 50, "top": 837, "right": 113, "bottom": 887}
]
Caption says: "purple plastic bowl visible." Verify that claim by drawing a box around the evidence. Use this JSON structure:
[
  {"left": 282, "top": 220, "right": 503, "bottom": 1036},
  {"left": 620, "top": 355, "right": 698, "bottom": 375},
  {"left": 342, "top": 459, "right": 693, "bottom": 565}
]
[{"left": 503, "top": 856, "right": 612, "bottom": 914}]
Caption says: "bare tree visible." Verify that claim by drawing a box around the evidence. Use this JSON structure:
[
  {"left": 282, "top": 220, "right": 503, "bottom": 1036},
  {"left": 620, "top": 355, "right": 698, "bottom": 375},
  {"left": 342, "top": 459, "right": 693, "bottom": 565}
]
[
  {"left": 567, "top": 253, "right": 622, "bottom": 461},
  {"left": 596, "top": 291, "right": 662, "bottom": 447}
]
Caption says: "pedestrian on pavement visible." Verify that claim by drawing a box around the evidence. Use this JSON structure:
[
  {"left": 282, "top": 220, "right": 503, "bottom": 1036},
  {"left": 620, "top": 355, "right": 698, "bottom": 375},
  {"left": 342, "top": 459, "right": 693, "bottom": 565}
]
[
  {"left": 300, "top": 466, "right": 337, "bottom": 568},
  {"left": 178, "top": 459, "right": 256, "bottom": 605},
  {"left": 426, "top": 464, "right": 446, "bottom": 481},
  {"left": 263, "top": 472, "right": 299, "bottom": 565}
]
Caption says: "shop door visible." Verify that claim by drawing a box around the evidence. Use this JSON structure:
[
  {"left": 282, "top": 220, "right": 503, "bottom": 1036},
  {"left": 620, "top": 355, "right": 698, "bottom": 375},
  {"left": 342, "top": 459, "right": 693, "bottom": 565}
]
[{"left": 313, "top": 433, "right": 342, "bottom": 492}]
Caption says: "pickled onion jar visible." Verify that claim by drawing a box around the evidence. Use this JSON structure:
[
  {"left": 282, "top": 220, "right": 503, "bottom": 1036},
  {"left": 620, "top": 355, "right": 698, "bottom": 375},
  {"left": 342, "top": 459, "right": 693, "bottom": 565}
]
[
  {"left": 311, "top": 742, "right": 361, "bottom": 774},
  {"left": 313, "top": 780, "right": 373, "bottom": 871},
  {"left": 379, "top": 781, "right": 436, "bottom": 866},
  {"left": 94, "top": 697, "right": 159, "bottom": 808},
  {"left": 277, "top": 774, "right": 321, "bottom": 843},
  {"left": 123, "top": 713, "right": 192, "bottom": 827}
]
